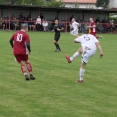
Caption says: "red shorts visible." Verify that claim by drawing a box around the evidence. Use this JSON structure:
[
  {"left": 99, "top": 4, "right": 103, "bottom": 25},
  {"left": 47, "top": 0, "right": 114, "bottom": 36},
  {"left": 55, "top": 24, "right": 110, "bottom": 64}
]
[
  {"left": 14, "top": 54, "right": 28, "bottom": 63},
  {"left": 90, "top": 32, "right": 96, "bottom": 36}
]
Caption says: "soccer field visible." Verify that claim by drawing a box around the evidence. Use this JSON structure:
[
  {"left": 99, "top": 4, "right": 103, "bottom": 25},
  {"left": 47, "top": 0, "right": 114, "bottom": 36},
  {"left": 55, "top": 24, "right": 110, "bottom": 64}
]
[{"left": 0, "top": 31, "right": 117, "bottom": 117}]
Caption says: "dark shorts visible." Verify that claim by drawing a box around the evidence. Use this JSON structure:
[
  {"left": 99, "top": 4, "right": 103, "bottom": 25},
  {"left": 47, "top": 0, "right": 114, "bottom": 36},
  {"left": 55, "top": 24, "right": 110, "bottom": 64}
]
[
  {"left": 14, "top": 54, "right": 28, "bottom": 63},
  {"left": 90, "top": 32, "right": 96, "bottom": 36},
  {"left": 54, "top": 33, "right": 60, "bottom": 41}
]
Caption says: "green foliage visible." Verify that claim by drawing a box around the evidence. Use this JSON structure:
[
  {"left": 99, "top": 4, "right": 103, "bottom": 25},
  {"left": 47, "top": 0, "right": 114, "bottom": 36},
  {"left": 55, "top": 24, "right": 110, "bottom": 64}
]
[
  {"left": 46, "top": 0, "right": 64, "bottom": 7},
  {"left": 0, "top": 0, "right": 6, "bottom": 4},
  {"left": 0, "top": 0, "right": 64, "bottom": 7},
  {"left": 109, "top": 13, "right": 117, "bottom": 23},
  {"left": 96, "top": 0, "right": 110, "bottom": 8}
]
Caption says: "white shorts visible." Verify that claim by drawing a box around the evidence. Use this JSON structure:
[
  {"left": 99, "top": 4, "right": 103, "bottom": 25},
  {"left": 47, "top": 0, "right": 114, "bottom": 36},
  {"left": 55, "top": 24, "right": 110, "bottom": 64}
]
[
  {"left": 81, "top": 49, "right": 96, "bottom": 63},
  {"left": 70, "top": 29, "right": 78, "bottom": 36}
]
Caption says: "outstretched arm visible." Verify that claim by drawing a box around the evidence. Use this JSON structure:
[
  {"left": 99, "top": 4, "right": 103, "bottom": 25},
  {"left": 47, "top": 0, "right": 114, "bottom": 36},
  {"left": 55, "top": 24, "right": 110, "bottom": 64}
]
[
  {"left": 74, "top": 38, "right": 80, "bottom": 43},
  {"left": 96, "top": 42, "right": 103, "bottom": 58}
]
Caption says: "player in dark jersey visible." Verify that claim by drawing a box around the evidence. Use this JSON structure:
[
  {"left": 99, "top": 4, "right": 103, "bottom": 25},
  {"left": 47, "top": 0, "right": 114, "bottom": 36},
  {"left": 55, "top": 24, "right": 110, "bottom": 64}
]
[
  {"left": 9, "top": 24, "right": 35, "bottom": 81},
  {"left": 52, "top": 19, "right": 64, "bottom": 52}
]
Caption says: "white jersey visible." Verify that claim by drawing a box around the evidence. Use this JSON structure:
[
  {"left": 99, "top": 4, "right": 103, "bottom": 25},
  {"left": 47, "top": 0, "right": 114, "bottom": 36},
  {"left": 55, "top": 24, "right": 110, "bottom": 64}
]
[
  {"left": 72, "top": 21, "right": 79, "bottom": 31},
  {"left": 75, "top": 34, "right": 99, "bottom": 50}
]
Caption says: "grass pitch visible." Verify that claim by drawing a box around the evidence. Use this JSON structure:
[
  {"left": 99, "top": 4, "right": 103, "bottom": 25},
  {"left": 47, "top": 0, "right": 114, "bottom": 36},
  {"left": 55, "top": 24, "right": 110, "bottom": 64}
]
[{"left": 0, "top": 31, "right": 117, "bottom": 117}]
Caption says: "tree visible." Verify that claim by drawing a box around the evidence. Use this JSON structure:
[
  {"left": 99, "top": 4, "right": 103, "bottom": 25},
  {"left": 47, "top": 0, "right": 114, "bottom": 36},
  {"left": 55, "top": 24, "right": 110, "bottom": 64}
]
[
  {"left": 0, "top": 0, "right": 64, "bottom": 7},
  {"left": 96, "top": 0, "right": 110, "bottom": 9},
  {"left": 46, "top": 0, "right": 64, "bottom": 7}
]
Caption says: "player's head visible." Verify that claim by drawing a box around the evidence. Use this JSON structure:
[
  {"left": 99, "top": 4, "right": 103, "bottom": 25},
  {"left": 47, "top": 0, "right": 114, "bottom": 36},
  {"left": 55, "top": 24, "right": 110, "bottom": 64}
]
[
  {"left": 89, "top": 18, "right": 93, "bottom": 22},
  {"left": 72, "top": 18, "right": 75, "bottom": 22},
  {"left": 55, "top": 19, "right": 59, "bottom": 25},
  {"left": 21, "top": 24, "right": 28, "bottom": 31}
]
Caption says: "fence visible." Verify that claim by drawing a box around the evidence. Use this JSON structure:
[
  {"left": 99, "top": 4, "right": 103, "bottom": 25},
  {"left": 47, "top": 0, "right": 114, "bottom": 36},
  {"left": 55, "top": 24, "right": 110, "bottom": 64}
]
[{"left": 0, "top": 19, "right": 117, "bottom": 33}]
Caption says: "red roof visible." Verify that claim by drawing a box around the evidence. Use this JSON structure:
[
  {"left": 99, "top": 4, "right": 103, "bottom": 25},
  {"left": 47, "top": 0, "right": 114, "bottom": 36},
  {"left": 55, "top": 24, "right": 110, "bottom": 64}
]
[{"left": 57, "top": 0, "right": 96, "bottom": 3}]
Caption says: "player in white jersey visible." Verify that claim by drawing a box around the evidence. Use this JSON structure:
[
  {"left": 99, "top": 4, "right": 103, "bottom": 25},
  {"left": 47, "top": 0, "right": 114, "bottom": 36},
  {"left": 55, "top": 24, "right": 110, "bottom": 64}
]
[
  {"left": 70, "top": 18, "right": 79, "bottom": 38},
  {"left": 65, "top": 30, "right": 103, "bottom": 83}
]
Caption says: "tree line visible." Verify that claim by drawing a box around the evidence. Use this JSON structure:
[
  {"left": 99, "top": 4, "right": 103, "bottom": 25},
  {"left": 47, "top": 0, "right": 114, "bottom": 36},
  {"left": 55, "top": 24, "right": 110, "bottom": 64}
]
[
  {"left": 0, "top": 0, "right": 64, "bottom": 7},
  {"left": 0, "top": 0, "right": 110, "bottom": 8}
]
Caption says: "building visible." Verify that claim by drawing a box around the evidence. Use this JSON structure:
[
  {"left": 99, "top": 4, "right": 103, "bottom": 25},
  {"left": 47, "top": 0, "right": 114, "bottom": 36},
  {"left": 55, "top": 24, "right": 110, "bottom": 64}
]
[
  {"left": 59, "top": 0, "right": 98, "bottom": 9},
  {"left": 58, "top": 0, "right": 117, "bottom": 9},
  {"left": 109, "top": 0, "right": 117, "bottom": 9}
]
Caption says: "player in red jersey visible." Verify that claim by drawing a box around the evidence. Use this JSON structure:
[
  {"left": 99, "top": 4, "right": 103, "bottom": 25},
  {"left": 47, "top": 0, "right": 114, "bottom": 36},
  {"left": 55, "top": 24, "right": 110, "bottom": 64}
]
[
  {"left": 9, "top": 24, "right": 35, "bottom": 81},
  {"left": 88, "top": 18, "right": 103, "bottom": 39}
]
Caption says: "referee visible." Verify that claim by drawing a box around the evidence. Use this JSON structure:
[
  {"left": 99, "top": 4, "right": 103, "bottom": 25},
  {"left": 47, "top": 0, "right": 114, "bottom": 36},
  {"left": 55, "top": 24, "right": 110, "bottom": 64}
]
[{"left": 52, "top": 19, "right": 64, "bottom": 52}]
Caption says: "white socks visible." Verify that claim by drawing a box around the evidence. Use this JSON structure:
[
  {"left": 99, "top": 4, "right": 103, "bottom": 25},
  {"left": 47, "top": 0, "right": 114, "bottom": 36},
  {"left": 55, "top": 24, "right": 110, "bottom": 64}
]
[
  {"left": 70, "top": 52, "right": 79, "bottom": 61},
  {"left": 79, "top": 68, "right": 85, "bottom": 80}
]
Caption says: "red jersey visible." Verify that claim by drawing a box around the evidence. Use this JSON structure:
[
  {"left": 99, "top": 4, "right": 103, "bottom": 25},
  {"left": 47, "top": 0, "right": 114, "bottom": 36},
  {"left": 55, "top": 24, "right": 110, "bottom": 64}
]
[
  {"left": 11, "top": 30, "right": 30, "bottom": 55},
  {"left": 90, "top": 21, "right": 96, "bottom": 33}
]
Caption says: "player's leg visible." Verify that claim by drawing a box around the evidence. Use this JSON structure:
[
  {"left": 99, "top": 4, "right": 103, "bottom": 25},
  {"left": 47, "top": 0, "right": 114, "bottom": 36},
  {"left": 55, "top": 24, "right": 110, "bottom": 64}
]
[
  {"left": 65, "top": 47, "right": 83, "bottom": 63},
  {"left": 14, "top": 54, "right": 30, "bottom": 80},
  {"left": 70, "top": 29, "right": 78, "bottom": 38},
  {"left": 77, "top": 50, "right": 88, "bottom": 83},
  {"left": 53, "top": 34, "right": 61, "bottom": 52},
  {"left": 92, "top": 32, "right": 103, "bottom": 39},
  {"left": 20, "top": 61, "right": 30, "bottom": 80},
  {"left": 96, "top": 35, "right": 103, "bottom": 39},
  {"left": 77, "top": 49, "right": 96, "bottom": 83},
  {"left": 25, "top": 60, "right": 35, "bottom": 80},
  {"left": 77, "top": 62, "right": 86, "bottom": 83}
]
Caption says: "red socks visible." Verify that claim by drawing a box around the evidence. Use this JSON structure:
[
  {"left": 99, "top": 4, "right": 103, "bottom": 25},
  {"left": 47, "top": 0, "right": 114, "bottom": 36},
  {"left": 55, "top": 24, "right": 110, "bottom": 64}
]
[
  {"left": 26, "top": 62, "right": 32, "bottom": 75},
  {"left": 21, "top": 64, "right": 27, "bottom": 75}
]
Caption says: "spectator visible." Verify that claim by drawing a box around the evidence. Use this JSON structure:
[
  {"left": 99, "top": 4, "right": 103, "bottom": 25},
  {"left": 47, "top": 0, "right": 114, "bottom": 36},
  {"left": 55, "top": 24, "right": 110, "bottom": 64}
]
[
  {"left": 96, "top": 21, "right": 101, "bottom": 33},
  {"left": 24, "top": 20, "right": 28, "bottom": 27},
  {"left": 2, "top": 18, "right": 6, "bottom": 30},
  {"left": 84, "top": 21, "right": 89, "bottom": 30},
  {"left": 110, "top": 18, "right": 114, "bottom": 27},
  {"left": 12, "top": 14, "right": 15, "bottom": 18},
  {"left": 0, "top": 17, "right": 3, "bottom": 29},
  {"left": 102, "top": 17, "right": 107, "bottom": 33},
  {"left": 27, "top": 14, "right": 31, "bottom": 21},
  {"left": 59, "top": 20, "right": 64, "bottom": 27},
  {"left": 95, "top": 17, "right": 100, "bottom": 23},
  {"left": 40, "top": 13, "right": 44, "bottom": 20},
  {"left": 19, "top": 12, "right": 25, "bottom": 21},
  {"left": 104, "top": 22, "right": 110, "bottom": 33},
  {"left": 19, "top": 12, "right": 23, "bottom": 19},
  {"left": 42, "top": 19, "right": 48, "bottom": 31},
  {"left": 70, "top": 15, "right": 74, "bottom": 22},
  {"left": 29, "top": 18, "right": 36, "bottom": 31},
  {"left": 36, "top": 16, "right": 42, "bottom": 31},
  {"left": 10, "top": 17, "right": 15, "bottom": 30},
  {"left": 13, "top": 17, "right": 19, "bottom": 30}
]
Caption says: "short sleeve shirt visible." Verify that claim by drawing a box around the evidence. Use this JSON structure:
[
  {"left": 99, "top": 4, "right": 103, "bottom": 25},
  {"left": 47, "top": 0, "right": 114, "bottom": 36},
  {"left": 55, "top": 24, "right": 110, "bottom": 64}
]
[
  {"left": 72, "top": 21, "right": 79, "bottom": 30},
  {"left": 11, "top": 30, "right": 30, "bottom": 55},
  {"left": 75, "top": 34, "right": 99, "bottom": 50}
]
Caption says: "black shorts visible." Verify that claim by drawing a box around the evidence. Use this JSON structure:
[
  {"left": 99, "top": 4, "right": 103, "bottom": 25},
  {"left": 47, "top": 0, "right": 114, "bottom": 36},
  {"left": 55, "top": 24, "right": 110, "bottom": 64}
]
[{"left": 54, "top": 33, "right": 60, "bottom": 41}]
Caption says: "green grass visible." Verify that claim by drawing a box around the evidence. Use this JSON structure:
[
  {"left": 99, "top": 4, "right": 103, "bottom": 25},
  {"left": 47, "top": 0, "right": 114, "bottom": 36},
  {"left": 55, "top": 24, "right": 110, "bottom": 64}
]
[{"left": 0, "top": 30, "right": 117, "bottom": 117}]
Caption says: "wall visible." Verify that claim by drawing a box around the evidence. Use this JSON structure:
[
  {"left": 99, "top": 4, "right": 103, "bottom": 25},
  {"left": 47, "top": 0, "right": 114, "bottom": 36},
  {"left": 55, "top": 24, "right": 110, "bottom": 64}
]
[
  {"left": 65, "top": 3, "right": 97, "bottom": 9},
  {"left": 0, "top": 8, "right": 108, "bottom": 22},
  {"left": 109, "top": 0, "right": 117, "bottom": 8}
]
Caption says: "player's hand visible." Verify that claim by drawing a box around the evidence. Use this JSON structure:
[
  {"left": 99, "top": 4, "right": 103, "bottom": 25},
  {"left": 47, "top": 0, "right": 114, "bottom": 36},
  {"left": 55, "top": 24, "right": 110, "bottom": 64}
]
[
  {"left": 69, "top": 24, "right": 72, "bottom": 26},
  {"left": 100, "top": 53, "right": 103, "bottom": 58},
  {"left": 57, "top": 28, "right": 60, "bottom": 31},
  {"left": 52, "top": 30, "right": 54, "bottom": 32},
  {"left": 29, "top": 52, "right": 31, "bottom": 54}
]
